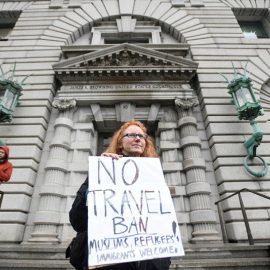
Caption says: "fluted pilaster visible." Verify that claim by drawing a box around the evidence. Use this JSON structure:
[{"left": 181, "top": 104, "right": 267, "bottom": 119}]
[
  {"left": 158, "top": 110, "right": 189, "bottom": 242},
  {"left": 29, "top": 99, "right": 77, "bottom": 244},
  {"left": 175, "top": 97, "right": 220, "bottom": 243}
]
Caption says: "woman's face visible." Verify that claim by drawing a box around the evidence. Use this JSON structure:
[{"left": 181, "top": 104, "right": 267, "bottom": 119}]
[
  {"left": 120, "top": 125, "right": 146, "bottom": 157},
  {"left": 0, "top": 148, "right": 6, "bottom": 160}
]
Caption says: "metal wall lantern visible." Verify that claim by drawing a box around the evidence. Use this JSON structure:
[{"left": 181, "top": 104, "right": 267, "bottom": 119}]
[
  {"left": 220, "top": 63, "right": 268, "bottom": 177},
  {"left": 0, "top": 65, "right": 31, "bottom": 123}
]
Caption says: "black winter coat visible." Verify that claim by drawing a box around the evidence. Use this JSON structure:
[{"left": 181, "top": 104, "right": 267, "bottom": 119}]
[{"left": 69, "top": 167, "right": 171, "bottom": 270}]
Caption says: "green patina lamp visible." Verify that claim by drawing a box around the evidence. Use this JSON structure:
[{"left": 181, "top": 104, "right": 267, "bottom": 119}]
[
  {"left": 220, "top": 62, "right": 268, "bottom": 177},
  {"left": 0, "top": 64, "right": 31, "bottom": 123}
]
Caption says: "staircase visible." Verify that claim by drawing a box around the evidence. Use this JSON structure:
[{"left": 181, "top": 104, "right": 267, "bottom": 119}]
[
  {"left": 172, "top": 243, "right": 270, "bottom": 269},
  {"left": 0, "top": 243, "right": 269, "bottom": 270}
]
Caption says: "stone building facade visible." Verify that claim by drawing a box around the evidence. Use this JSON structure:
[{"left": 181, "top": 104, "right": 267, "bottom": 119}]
[{"left": 0, "top": 0, "right": 270, "bottom": 248}]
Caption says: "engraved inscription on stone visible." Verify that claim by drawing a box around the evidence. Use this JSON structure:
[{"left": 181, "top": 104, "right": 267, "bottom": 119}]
[{"left": 68, "top": 84, "right": 184, "bottom": 90}]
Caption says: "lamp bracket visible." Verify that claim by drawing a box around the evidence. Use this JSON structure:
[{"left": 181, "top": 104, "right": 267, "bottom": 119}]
[{"left": 244, "top": 131, "right": 268, "bottom": 177}]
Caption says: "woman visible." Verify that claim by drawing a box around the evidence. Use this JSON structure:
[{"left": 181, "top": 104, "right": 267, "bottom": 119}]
[
  {"left": 0, "top": 145, "right": 13, "bottom": 185},
  {"left": 69, "top": 120, "right": 171, "bottom": 270}
]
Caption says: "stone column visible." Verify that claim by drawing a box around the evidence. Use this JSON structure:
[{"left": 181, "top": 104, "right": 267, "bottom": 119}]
[
  {"left": 158, "top": 108, "right": 189, "bottom": 242},
  {"left": 175, "top": 97, "right": 220, "bottom": 242},
  {"left": 29, "top": 99, "right": 77, "bottom": 243}
]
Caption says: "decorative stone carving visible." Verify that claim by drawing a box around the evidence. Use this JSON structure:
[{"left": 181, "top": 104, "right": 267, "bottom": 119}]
[
  {"left": 175, "top": 97, "right": 199, "bottom": 109},
  {"left": 115, "top": 51, "right": 137, "bottom": 66},
  {"left": 90, "top": 51, "right": 165, "bottom": 67},
  {"left": 53, "top": 43, "right": 198, "bottom": 81},
  {"left": 52, "top": 98, "right": 77, "bottom": 112}
]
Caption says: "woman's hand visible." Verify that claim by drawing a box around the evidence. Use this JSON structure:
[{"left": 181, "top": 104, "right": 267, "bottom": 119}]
[{"left": 101, "top": 153, "right": 123, "bottom": 159}]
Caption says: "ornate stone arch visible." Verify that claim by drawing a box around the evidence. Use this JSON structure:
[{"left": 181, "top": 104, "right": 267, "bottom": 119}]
[{"left": 42, "top": 2, "right": 210, "bottom": 47}]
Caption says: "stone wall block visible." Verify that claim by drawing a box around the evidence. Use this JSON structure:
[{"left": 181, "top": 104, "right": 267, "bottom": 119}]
[
  {"left": 157, "top": 122, "right": 177, "bottom": 133},
  {"left": 226, "top": 221, "right": 270, "bottom": 241},
  {"left": 171, "top": 0, "right": 185, "bottom": 7},
  {"left": 102, "top": 0, "right": 120, "bottom": 17},
  {"left": 151, "top": 3, "right": 172, "bottom": 19},
  {"left": 0, "top": 212, "right": 27, "bottom": 223},
  {"left": 54, "top": 117, "right": 74, "bottom": 130},
  {"left": 68, "top": 162, "right": 89, "bottom": 173},
  {"left": 0, "top": 225, "right": 25, "bottom": 242},
  {"left": 183, "top": 157, "right": 206, "bottom": 171},
  {"left": 224, "top": 209, "right": 270, "bottom": 222},
  {"left": 162, "top": 162, "right": 183, "bottom": 172},
  {"left": 39, "top": 184, "right": 65, "bottom": 197},
  {"left": 10, "top": 146, "right": 41, "bottom": 162},
  {"left": 1, "top": 195, "right": 31, "bottom": 212},
  {"left": 0, "top": 125, "right": 46, "bottom": 140},
  {"left": 190, "top": 210, "right": 217, "bottom": 223},
  {"left": 133, "top": 0, "right": 150, "bottom": 16},
  {"left": 119, "top": 0, "right": 134, "bottom": 14},
  {"left": 160, "top": 141, "right": 180, "bottom": 150},
  {"left": 206, "top": 122, "right": 269, "bottom": 139},
  {"left": 11, "top": 159, "right": 39, "bottom": 171},
  {"left": 180, "top": 136, "right": 201, "bottom": 149},
  {"left": 218, "top": 182, "right": 261, "bottom": 194},
  {"left": 220, "top": 192, "right": 270, "bottom": 211},
  {"left": 71, "top": 141, "right": 91, "bottom": 150},
  {"left": 0, "top": 184, "right": 33, "bottom": 195},
  {"left": 65, "top": 11, "right": 89, "bottom": 30},
  {"left": 81, "top": 4, "right": 103, "bottom": 21},
  {"left": 178, "top": 116, "right": 197, "bottom": 129},
  {"left": 215, "top": 167, "right": 270, "bottom": 184},
  {"left": 50, "top": 137, "right": 71, "bottom": 150},
  {"left": 176, "top": 212, "right": 190, "bottom": 224},
  {"left": 34, "top": 212, "right": 61, "bottom": 224},
  {"left": 45, "top": 159, "right": 68, "bottom": 172},
  {"left": 186, "top": 182, "right": 211, "bottom": 196},
  {"left": 163, "top": 10, "right": 188, "bottom": 26},
  {"left": 144, "top": 0, "right": 162, "bottom": 17}
]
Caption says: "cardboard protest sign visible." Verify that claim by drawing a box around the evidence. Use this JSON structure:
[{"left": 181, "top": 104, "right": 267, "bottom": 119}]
[{"left": 87, "top": 156, "right": 184, "bottom": 267}]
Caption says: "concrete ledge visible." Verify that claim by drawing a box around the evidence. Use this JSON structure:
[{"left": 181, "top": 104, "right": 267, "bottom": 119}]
[
  {"left": 180, "top": 136, "right": 201, "bottom": 149},
  {"left": 183, "top": 157, "right": 206, "bottom": 171},
  {"left": 178, "top": 116, "right": 197, "bottom": 129},
  {"left": 186, "top": 182, "right": 211, "bottom": 196},
  {"left": 34, "top": 211, "right": 60, "bottom": 224},
  {"left": 157, "top": 122, "right": 177, "bottom": 133},
  {"left": 39, "top": 184, "right": 65, "bottom": 197},
  {"left": 162, "top": 162, "right": 183, "bottom": 172},
  {"left": 54, "top": 118, "right": 74, "bottom": 130},
  {"left": 160, "top": 141, "right": 180, "bottom": 150},
  {"left": 190, "top": 210, "right": 216, "bottom": 223},
  {"left": 50, "top": 137, "right": 71, "bottom": 150},
  {"left": 45, "top": 159, "right": 68, "bottom": 172}
]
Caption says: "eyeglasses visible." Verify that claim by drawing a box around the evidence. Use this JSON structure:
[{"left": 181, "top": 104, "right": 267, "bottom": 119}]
[{"left": 120, "top": 133, "right": 148, "bottom": 140}]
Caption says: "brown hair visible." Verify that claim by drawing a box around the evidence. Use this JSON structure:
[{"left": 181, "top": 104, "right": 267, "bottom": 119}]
[{"left": 105, "top": 120, "right": 158, "bottom": 157}]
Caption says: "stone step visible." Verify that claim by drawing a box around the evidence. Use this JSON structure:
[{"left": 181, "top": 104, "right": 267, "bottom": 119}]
[
  {"left": 171, "top": 257, "right": 270, "bottom": 269},
  {"left": 181, "top": 243, "right": 270, "bottom": 259},
  {"left": 0, "top": 257, "right": 270, "bottom": 270},
  {"left": 0, "top": 259, "right": 73, "bottom": 270},
  {"left": 0, "top": 243, "right": 269, "bottom": 269}
]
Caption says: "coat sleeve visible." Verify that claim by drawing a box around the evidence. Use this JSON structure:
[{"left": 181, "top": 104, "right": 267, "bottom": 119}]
[
  {"left": 0, "top": 162, "right": 13, "bottom": 182},
  {"left": 69, "top": 177, "right": 88, "bottom": 232}
]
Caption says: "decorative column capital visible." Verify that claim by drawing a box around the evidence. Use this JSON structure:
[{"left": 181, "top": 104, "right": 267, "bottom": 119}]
[
  {"left": 52, "top": 98, "right": 77, "bottom": 112},
  {"left": 175, "top": 97, "right": 199, "bottom": 110}
]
